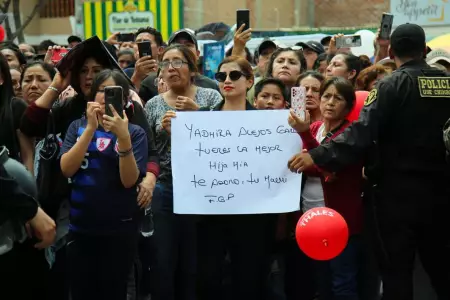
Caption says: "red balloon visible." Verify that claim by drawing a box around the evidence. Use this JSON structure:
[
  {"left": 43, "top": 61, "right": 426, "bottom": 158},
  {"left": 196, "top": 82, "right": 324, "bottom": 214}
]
[
  {"left": 0, "top": 26, "right": 5, "bottom": 42},
  {"left": 346, "top": 91, "right": 369, "bottom": 122},
  {"left": 295, "top": 207, "right": 349, "bottom": 261}
]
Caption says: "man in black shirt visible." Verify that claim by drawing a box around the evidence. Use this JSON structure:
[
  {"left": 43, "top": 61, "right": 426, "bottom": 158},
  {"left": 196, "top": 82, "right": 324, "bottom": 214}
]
[
  {"left": 138, "top": 29, "right": 219, "bottom": 102},
  {"left": 288, "top": 23, "right": 450, "bottom": 300}
]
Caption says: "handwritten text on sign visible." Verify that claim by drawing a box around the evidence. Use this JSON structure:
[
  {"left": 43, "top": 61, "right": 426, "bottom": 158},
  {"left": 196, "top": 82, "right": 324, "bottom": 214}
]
[{"left": 171, "top": 110, "right": 303, "bottom": 215}]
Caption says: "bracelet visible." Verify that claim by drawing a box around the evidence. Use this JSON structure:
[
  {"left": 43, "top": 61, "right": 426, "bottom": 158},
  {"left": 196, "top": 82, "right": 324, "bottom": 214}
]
[
  {"left": 118, "top": 147, "right": 133, "bottom": 157},
  {"left": 48, "top": 86, "right": 60, "bottom": 94}
]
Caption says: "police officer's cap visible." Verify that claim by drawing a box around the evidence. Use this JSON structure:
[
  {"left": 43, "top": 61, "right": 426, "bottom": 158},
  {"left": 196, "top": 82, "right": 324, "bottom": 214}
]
[{"left": 390, "top": 23, "right": 426, "bottom": 54}]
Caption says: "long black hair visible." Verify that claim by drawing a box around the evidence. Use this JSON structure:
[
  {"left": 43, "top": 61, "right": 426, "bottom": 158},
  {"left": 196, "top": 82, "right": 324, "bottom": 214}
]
[
  {"left": 89, "top": 69, "right": 131, "bottom": 104},
  {"left": 0, "top": 52, "right": 20, "bottom": 157}
]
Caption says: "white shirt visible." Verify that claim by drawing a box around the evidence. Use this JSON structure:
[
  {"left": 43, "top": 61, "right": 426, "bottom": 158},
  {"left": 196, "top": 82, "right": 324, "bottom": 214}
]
[{"left": 301, "top": 124, "right": 326, "bottom": 213}]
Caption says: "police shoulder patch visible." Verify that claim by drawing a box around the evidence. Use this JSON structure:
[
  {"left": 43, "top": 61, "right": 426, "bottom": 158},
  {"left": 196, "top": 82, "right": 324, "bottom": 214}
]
[
  {"left": 418, "top": 76, "right": 450, "bottom": 98},
  {"left": 364, "top": 89, "right": 377, "bottom": 106}
]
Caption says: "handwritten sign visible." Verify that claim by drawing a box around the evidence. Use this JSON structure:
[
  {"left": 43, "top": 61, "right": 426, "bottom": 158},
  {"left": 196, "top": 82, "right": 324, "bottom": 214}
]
[
  {"left": 391, "top": 0, "right": 450, "bottom": 26},
  {"left": 171, "top": 110, "right": 303, "bottom": 215}
]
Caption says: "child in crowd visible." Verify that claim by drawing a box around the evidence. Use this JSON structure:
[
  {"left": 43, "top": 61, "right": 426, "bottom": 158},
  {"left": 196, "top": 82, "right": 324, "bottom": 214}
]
[{"left": 253, "top": 78, "right": 288, "bottom": 110}]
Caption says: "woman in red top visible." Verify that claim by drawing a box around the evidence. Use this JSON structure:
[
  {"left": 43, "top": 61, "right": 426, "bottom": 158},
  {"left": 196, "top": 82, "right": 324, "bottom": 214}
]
[{"left": 289, "top": 76, "right": 363, "bottom": 300}]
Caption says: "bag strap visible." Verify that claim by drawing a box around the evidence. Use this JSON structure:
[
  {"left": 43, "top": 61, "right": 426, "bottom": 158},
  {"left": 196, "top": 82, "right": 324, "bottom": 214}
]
[
  {"left": 42, "top": 110, "right": 56, "bottom": 148},
  {"left": 320, "top": 120, "right": 349, "bottom": 145}
]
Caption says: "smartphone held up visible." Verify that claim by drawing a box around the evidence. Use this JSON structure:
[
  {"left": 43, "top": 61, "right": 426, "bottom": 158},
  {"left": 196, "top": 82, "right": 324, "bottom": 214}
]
[
  {"left": 104, "top": 86, "right": 124, "bottom": 118},
  {"left": 291, "top": 87, "right": 307, "bottom": 121},
  {"left": 335, "top": 35, "right": 362, "bottom": 49},
  {"left": 380, "top": 13, "right": 394, "bottom": 40},
  {"left": 237, "top": 9, "right": 250, "bottom": 31}
]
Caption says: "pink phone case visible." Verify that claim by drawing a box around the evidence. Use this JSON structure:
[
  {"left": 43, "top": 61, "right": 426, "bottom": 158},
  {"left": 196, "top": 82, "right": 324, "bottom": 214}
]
[{"left": 291, "top": 86, "right": 306, "bottom": 120}]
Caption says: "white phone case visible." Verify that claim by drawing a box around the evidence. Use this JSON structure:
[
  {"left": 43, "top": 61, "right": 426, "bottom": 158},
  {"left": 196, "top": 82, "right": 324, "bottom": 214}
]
[{"left": 291, "top": 86, "right": 306, "bottom": 120}]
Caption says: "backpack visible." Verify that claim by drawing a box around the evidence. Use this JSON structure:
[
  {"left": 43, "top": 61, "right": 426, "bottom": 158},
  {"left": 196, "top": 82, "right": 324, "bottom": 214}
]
[{"left": 35, "top": 111, "right": 70, "bottom": 219}]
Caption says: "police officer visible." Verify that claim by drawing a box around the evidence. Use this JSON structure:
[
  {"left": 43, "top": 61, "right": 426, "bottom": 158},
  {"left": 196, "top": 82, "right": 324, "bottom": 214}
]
[{"left": 287, "top": 23, "right": 450, "bottom": 300}]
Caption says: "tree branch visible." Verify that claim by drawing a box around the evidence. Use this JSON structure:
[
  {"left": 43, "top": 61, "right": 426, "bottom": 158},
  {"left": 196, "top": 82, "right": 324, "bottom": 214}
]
[
  {"left": 10, "top": 0, "right": 47, "bottom": 40},
  {"left": 0, "top": 0, "right": 12, "bottom": 13}
]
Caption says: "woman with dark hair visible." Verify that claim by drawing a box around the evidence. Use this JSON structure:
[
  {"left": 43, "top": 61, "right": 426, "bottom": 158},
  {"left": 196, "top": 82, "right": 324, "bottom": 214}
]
[
  {"left": 314, "top": 53, "right": 328, "bottom": 75},
  {"left": 296, "top": 71, "right": 325, "bottom": 123},
  {"left": 288, "top": 76, "right": 363, "bottom": 300},
  {"left": 326, "top": 53, "right": 362, "bottom": 86},
  {"left": 162, "top": 56, "right": 276, "bottom": 300},
  {"left": 247, "top": 47, "right": 306, "bottom": 102},
  {"left": 0, "top": 53, "right": 34, "bottom": 172},
  {"left": 60, "top": 69, "right": 148, "bottom": 300},
  {"left": 0, "top": 42, "right": 27, "bottom": 70},
  {"left": 21, "top": 61, "right": 56, "bottom": 104},
  {"left": 145, "top": 44, "right": 221, "bottom": 300},
  {"left": 20, "top": 40, "right": 159, "bottom": 300}
]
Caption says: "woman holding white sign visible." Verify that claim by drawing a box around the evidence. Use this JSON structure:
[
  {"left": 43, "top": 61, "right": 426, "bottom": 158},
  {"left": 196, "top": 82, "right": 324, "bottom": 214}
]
[
  {"left": 145, "top": 44, "right": 221, "bottom": 300},
  {"left": 170, "top": 56, "right": 277, "bottom": 300},
  {"left": 288, "top": 76, "right": 363, "bottom": 300}
]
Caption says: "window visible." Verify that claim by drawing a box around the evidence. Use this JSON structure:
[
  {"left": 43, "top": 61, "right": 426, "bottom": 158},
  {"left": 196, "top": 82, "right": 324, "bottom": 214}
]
[{"left": 40, "top": 0, "right": 75, "bottom": 18}]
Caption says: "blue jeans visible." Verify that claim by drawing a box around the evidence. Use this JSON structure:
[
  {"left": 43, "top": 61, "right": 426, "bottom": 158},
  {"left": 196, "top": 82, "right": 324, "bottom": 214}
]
[
  {"left": 314, "top": 235, "right": 361, "bottom": 300},
  {"left": 150, "top": 182, "right": 197, "bottom": 300}
]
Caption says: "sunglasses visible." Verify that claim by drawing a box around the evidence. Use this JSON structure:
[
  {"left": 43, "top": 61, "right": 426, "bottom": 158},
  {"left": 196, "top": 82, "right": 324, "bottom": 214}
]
[{"left": 214, "top": 70, "right": 246, "bottom": 82}]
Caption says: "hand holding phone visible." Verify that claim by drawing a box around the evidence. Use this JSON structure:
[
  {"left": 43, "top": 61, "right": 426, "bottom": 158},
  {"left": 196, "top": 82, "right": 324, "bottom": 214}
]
[
  {"left": 336, "top": 35, "right": 362, "bottom": 48},
  {"left": 51, "top": 48, "right": 69, "bottom": 64},
  {"left": 117, "top": 33, "right": 135, "bottom": 43},
  {"left": 291, "top": 86, "right": 306, "bottom": 120},
  {"left": 237, "top": 9, "right": 250, "bottom": 31},
  {"left": 380, "top": 13, "right": 394, "bottom": 40},
  {"left": 104, "top": 86, "right": 124, "bottom": 118},
  {"left": 137, "top": 41, "right": 152, "bottom": 58}
]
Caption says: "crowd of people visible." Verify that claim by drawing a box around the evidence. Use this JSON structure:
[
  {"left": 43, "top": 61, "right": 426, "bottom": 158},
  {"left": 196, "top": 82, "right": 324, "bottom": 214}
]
[{"left": 0, "top": 19, "right": 449, "bottom": 300}]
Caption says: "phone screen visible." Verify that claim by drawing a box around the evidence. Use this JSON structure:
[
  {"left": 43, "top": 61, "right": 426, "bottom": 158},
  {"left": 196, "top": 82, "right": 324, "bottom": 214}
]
[
  {"left": 137, "top": 41, "right": 152, "bottom": 58},
  {"left": 237, "top": 9, "right": 250, "bottom": 31},
  {"left": 51, "top": 49, "right": 69, "bottom": 64},
  {"left": 104, "top": 86, "right": 124, "bottom": 118},
  {"left": 336, "top": 35, "right": 362, "bottom": 48},
  {"left": 118, "top": 33, "right": 135, "bottom": 42},
  {"left": 291, "top": 87, "right": 306, "bottom": 120},
  {"left": 380, "top": 13, "right": 394, "bottom": 40}
]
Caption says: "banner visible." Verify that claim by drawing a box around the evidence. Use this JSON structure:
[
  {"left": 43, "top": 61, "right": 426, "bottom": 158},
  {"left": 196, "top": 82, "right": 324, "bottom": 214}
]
[
  {"left": 390, "top": 0, "right": 450, "bottom": 26},
  {"left": 83, "top": 0, "right": 184, "bottom": 41},
  {"left": 171, "top": 110, "right": 303, "bottom": 215}
]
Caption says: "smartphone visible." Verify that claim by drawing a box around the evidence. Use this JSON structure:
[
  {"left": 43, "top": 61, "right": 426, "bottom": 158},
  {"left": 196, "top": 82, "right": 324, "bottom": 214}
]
[
  {"left": 291, "top": 86, "right": 306, "bottom": 121},
  {"left": 380, "top": 13, "right": 394, "bottom": 40},
  {"left": 118, "top": 33, "right": 135, "bottom": 42},
  {"left": 104, "top": 86, "right": 124, "bottom": 118},
  {"left": 237, "top": 9, "right": 250, "bottom": 31},
  {"left": 51, "top": 48, "right": 69, "bottom": 64},
  {"left": 336, "top": 35, "right": 362, "bottom": 48},
  {"left": 137, "top": 41, "right": 152, "bottom": 58}
]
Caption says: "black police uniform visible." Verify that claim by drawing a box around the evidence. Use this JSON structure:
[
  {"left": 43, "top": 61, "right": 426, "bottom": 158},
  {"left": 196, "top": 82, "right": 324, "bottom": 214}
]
[{"left": 308, "top": 58, "right": 450, "bottom": 300}]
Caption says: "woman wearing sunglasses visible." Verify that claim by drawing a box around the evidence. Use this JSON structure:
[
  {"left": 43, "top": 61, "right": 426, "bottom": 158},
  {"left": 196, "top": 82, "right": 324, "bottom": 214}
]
[
  {"left": 144, "top": 44, "right": 221, "bottom": 300},
  {"left": 163, "top": 55, "right": 276, "bottom": 300}
]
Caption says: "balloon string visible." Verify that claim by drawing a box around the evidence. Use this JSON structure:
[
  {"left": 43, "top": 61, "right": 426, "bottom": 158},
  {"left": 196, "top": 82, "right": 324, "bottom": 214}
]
[{"left": 323, "top": 239, "right": 328, "bottom": 247}]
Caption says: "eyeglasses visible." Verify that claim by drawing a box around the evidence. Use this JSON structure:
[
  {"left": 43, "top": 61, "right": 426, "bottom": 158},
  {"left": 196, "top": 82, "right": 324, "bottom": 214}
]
[
  {"left": 159, "top": 58, "right": 188, "bottom": 69},
  {"left": 214, "top": 70, "right": 246, "bottom": 82}
]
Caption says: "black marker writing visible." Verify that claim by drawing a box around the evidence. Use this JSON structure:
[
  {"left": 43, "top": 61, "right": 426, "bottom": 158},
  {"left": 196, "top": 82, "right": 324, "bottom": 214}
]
[
  {"left": 210, "top": 178, "right": 240, "bottom": 189},
  {"left": 209, "top": 161, "right": 228, "bottom": 172},
  {"left": 247, "top": 173, "right": 259, "bottom": 184},
  {"left": 205, "top": 193, "right": 235, "bottom": 203},
  {"left": 236, "top": 146, "right": 248, "bottom": 152},
  {"left": 191, "top": 175, "right": 206, "bottom": 188},
  {"left": 255, "top": 145, "right": 282, "bottom": 154},
  {"left": 276, "top": 125, "right": 297, "bottom": 134},
  {"left": 185, "top": 123, "right": 232, "bottom": 140},
  {"left": 238, "top": 127, "right": 272, "bottom": 138},
  {"left": 232, "top": 161, "right": 248, "bottom": 171},
  {"left": 194, "top": 142, "right": 231, "bottom": 157},
  {"left": 264, "top": 175, "right": 287, "bottom": 189}
]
